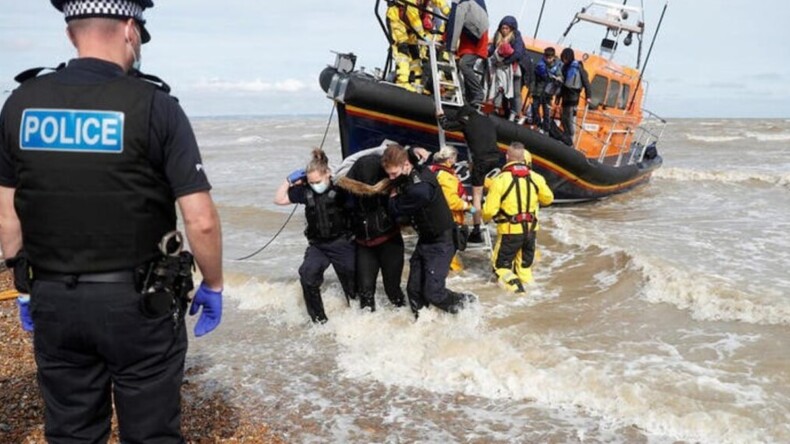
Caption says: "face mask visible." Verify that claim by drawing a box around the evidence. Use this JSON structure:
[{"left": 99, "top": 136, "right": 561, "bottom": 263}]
[
  {"left": 310, "top": 181, "right": 329, "bottom": 194},
  {"left": 126, "top": 24, "right": 142, "bottom": 71}
]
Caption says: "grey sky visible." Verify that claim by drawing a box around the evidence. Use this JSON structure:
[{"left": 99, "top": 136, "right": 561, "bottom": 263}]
[{"left": 1, "top": 0, "right": 788, "bottom": 118}]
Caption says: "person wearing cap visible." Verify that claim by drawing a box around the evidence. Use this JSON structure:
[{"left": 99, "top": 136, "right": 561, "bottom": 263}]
[
  {"left": 482, "top": 142, "right": 553, "bottom": 292},
  {"left": 0, "top": 1, "right": 223, "bottom": 442}
]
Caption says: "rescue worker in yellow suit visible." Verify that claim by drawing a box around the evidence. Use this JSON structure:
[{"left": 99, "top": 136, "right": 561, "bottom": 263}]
[
  {"left": 387, "top": 0, "right": 450, "bottom": 91},
  {"left": 429, "top": 146, "right": 476, "bottom": 271},
  {"left": 483, "top": 142, "right": 554, "bottom": 292}
]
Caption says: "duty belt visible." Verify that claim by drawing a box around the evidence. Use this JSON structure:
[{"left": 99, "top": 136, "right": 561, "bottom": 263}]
[{"left": 34, "top": 269, "right": 136, "bottom": 284}]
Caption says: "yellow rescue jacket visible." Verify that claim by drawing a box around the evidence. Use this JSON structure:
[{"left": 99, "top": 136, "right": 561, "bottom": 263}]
[
  {"left": 387, "top": 4, "right": 425, "bottom": 45},
  {"left": 483, "top": 161, "right": 554, "bottom": 235},
  {"left": 431, "top": 162, "right": 469, "bottom": 225}
]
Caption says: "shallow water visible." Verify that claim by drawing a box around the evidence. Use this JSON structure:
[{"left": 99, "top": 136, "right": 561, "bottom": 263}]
[{"left": 185, "top": 117, "right": 790, "bottom": 443}]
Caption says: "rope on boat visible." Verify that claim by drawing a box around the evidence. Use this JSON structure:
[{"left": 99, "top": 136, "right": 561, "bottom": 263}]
[{"left": 234, "top": 103, "right": 337, "bottom": 261}]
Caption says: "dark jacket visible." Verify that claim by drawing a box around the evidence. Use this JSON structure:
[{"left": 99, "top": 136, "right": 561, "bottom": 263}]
[
  {"left": 488, "top": 16, "right": 532, "bottom": 84},
  {"left": 560, "top": 60, "right": 592, "bottom": 107},
  {"left": 439, "top": 104, "right": 500, "bottom": 161}
]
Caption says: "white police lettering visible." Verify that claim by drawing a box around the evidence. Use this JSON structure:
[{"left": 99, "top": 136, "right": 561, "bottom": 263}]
[{"left": 20, "top": 109, "right": 125, "bottom": 153}]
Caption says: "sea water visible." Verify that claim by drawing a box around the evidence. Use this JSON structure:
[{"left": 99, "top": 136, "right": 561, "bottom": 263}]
[{"left": 185, "top": 116, "right": 790, "bottom": 443}]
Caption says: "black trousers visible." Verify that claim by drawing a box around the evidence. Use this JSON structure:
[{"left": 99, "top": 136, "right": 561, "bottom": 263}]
[
  {"left": 407, "top": 230, "right": 458, "bottom": 313},
  {"left": 31, "top": 279, "right": 187, "bottom": 444},
  {"left": 299, "top": 236, "right": 356, "bottom": 322},
  {"left": 355, "top": 234, "right": 406, "bottom": 310}
]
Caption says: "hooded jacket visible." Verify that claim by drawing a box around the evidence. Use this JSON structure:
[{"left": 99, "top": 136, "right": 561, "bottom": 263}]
[{"left": 489, "top": 16, "right": 532, "bottom": 82}]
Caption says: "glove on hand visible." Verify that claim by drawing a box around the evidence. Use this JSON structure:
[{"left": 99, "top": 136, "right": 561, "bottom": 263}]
[
  {"left": 467, "top": 205, "right": 478, "bottom": 215},
  {"left": 189, "top": 282, "right": 222, "bottom": 337},
  {"left": 17, "top": 294, "right": 33, "bottom": 332},
  {"left": 287, "top": 168, "right": 306, "bottom": 185}
]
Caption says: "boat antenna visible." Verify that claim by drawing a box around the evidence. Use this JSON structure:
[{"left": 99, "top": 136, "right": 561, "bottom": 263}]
[
  {"left": 533, "top": 0, "right": 547, "bottom": 38},
  {"left": 628, "top": 1, "right": 668, "bottom": 111},
  {"left": 234, "top": 103, "right": 337, "bottom": 261}
]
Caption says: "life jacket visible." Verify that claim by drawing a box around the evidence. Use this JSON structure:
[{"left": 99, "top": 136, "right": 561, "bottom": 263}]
[
  {"left": 401, "top": 167, "right": 454, "bottom": 240},
  {"left": 304, "top": 185, "right": 350, "bottom": 242},
  {"left": 429, "top": 163, "right": 467, "bottom": 200},
  {"left": 493, "top": 162, "right": 538, "bottom": 231},
  {"left": 564, "top": 60, "right": 582, "bottom": 90},
  {"left": 3, "top": 66, "right": 176, "bottom": 274}
]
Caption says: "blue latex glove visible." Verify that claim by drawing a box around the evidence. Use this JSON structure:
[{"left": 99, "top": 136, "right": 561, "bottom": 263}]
[
  {"left": 287, "top": 168, "right": 306, "bottom": 185},
  {"left": 17, "top": 294, "right": 33, "bottom": 332},
  {"left": 189, "top": 282, "right": 222, "bottom": 337},
  {"left": 467, "top": 205, "right": 478, "bottom": 214}
]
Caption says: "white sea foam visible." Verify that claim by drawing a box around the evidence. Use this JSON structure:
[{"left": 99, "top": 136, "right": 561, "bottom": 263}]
[
  {"left": 685, "top": 134, "right": 743, "bottom": 143},
  {"left": 234, "top": 135, "right": 267, "bottom": 145},
  {"left": 654, "top": 167, "right": 790, "bottom": 187},
  {"left": 744, "top": 131, "right": 790, "bottom": 142}
]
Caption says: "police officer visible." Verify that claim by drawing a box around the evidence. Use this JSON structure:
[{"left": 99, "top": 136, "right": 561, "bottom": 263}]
[
  {"left": 483, "top": 142, "right": 553, "bottom": 292},
  {"left": 274, "top": 149, "right": 356, "bottom": 323},
  {"left": 382, "top": 144, "right": 474, "bottom": 316},
  {"left": 0, "top": 1, "right": 224, "bottom": 442},
  {"left": 438, "top": 103, "right": 502, "bottom": 242}
]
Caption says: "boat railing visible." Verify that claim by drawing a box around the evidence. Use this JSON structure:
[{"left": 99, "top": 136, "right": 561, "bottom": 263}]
[
  {"left": 574, "top": 106, "right": 633, "bottom": 165},
  {"left": 630, "top": 108, "right": 666, "bottom": 163}
]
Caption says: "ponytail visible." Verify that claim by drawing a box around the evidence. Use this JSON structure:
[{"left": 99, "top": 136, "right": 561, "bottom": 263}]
[{"left": 306, "top": 148, "right": 330, "bottom": 175}]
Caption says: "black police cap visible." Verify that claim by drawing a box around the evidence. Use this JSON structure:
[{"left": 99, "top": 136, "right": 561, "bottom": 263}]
[{"left": 51, "top": 0, "right": 154, "bottom": 44}]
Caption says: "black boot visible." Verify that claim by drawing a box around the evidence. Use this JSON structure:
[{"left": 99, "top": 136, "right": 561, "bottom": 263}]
[
  {"left": 359, "top": 291, "right": 376, "bottom": 312},
  {"left": 301, "top": 284, "right": 328, "bottom": 323},
  {"left": 468, "top": 225, "right": 483, "bottom": 243}
]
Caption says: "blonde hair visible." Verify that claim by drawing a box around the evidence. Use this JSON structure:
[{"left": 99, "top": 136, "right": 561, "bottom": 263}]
[
  {"left": 381, "top": 143, "right": 408, "bottom": 168},
  {"left": 306, "top": 148, "right": 330, "bottom": 175},
  {"left": 433, "top": 145, "right": 458, "bottom": 164}
]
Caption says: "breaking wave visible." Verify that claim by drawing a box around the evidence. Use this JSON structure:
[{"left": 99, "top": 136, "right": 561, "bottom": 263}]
[
  {"left": 685, "top": 135, "right": 743, "bottom": 143},
  {"left": 654, "top": 167, "right": 790, "bottom": 187}
]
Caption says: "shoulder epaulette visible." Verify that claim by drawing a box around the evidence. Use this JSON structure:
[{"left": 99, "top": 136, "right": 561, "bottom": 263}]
[
  {"left": 14, "top": 63, "right": 66, "bottom": 84},
  {"left": 130, "top": 69, "right": 172, "bottom": 95}
]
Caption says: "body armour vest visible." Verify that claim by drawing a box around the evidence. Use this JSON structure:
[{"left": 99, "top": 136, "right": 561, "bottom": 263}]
[
  {"left": 304, "top": 185, "right": 349, "bottom": 241},
  {"left": 405, "top": 168, "right": 454, "bottom": 241},
  {"left": 3, "top": 71, "right": 176, "bottom": 273}
]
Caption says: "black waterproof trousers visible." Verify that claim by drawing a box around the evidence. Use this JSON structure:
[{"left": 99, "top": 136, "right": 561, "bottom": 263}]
[
  {"left": 31, "top": 279, "right": 187, "bottom": 444},
  {"left": 355, "top": 234, "right": 406, "bottom": 311},
  {"left": 298, "top": 235, "right": 356, "bottom": 323},
  {"left": 407, "top": 229, "right": 467, "bottom": 314}
]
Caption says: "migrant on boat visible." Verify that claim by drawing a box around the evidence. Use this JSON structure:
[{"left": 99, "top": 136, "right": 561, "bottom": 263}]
[{"left": 320, "top": 0, "right": 669, "bottom": 202}]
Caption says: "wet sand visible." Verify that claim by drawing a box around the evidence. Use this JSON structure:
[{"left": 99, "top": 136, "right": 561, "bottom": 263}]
[{"left": 0, "top": 267, "right": 284, "bottom": 443}]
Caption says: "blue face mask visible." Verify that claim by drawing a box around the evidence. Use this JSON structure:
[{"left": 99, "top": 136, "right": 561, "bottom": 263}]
[
  {"left": 310, "top": 181, "right": 329, "bottom": 194},
  {"left": 127, "top": 25, "right": 142, "bottom": 71}
]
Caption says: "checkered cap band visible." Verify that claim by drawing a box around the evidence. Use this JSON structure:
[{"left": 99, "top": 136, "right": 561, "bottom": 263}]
[{"left": 62, "top": 0, "right": 144, "bottom": 21}]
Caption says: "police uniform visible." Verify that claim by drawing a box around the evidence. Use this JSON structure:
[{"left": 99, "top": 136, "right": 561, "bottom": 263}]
[
  {"left": 344, "top": 153, "right": 406, "bottom": 312},
  {"left": 438, "top": 104, "right": 502, "bottom": 187},
  {"left": 288, "top": 183, "right": 355, "bottom": 323},
  {"left": 0, "top": 1, "right": 210, "bottom": 442},
  {"left": 390, "top": 166, "right": 471, "bottom": 315},
  {"left": 482, "top": 160, "right": 553, "bottom": 290}
]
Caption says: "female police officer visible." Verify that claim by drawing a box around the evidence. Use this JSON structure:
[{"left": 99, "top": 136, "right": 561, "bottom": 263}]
[
  {"left": 0, "top": 1, "right": 223, "bottom": 442},
  {"left": 275, "top": 149, "right": 356, "bottom": 323}
]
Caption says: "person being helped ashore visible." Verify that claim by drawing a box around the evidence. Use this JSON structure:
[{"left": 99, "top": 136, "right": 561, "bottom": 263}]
[
  {"left": 275, "top": 149, "right": 356, "bottom": 323},
  {"left": 382, "top": 144, "right": 475, "bottom": 316},
  {"left": 0, "top": 1, "right": 224, "bottom": 441},
  {"left": 530, "top": 47, "right": 563, "bottom": 130},
  {"left": 483, "top": 142, "right": 553, "bottom": 292},
  {"left": 429, "top": 146, "right": 476, "bottom": 271},
  {"left": 437, "top": 103, "right": 501, "bottom": 243}
]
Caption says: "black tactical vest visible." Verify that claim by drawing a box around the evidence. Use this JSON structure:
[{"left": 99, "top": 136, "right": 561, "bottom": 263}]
[
  {"left": 404, "top": 167, "right": 454, "bottom": 241},
  {"left": 304, "top": 185, "right": 349, "bottom": 241},
  {"left": 2, "top": 71, "right": 176, "bottom": 273}
]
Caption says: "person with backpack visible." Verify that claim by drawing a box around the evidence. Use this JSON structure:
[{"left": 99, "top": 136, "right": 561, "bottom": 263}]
[
  {"left": 482, "top": 143, "right": 553, "bottom": 293},
  {"left": 530, "top": 47, "right": 563, "bottom": 130},
  {"left": 559, "top": 47, "right": 592, "bottom": 143}
]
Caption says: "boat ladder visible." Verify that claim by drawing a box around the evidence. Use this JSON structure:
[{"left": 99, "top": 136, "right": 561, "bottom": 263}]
[{"left": 423, "top": 40, "right": 465, "bottom": 148}]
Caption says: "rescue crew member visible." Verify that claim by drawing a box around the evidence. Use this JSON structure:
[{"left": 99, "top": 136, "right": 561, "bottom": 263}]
[
  {"left": 382, "top": 144, "right": 474, "bottom": 315},
  {"left": 0, "top": 1, "right": 224, "bottom": 441},
  {"left": 438, "top": 103, "right": 501, "bottom": 243},
  {"left": 335, "top": 142, "right": 432, "bottom": 312},
  {"left": 386, "top": 0, "right": 427, "bottom": 91},
  {"left": 559, "top": 47, "right": 592, "bottom": 143},
  {"left": 275, "top": 149, "right": 356, "bottom": 323},
  {"left": 429, "top": 146, "right": 475, "bottom": 271},
  {"left": 483, "top": 142, "right": 553, "bottom": 292},
  {"left": 444, "top": 0, "right": 490, "bottom": 106}
]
